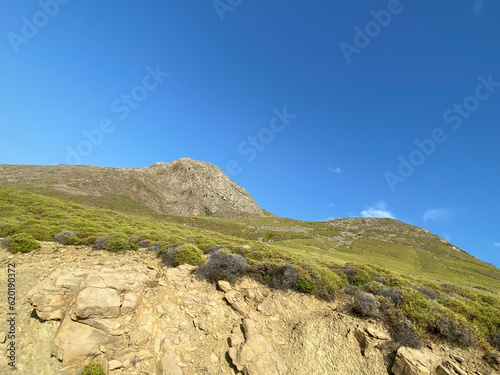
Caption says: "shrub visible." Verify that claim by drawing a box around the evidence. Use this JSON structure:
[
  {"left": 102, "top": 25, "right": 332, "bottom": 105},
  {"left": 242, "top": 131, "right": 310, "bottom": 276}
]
[
  {"left": 342, "top": 264, "right": 372, "bottom": 286},
  {"left": 373, "top": 276, "right": 388, "bottom": 285},
  {"left": 428, "top": 317, "right": 473, "bottom": 347},
  {"left": 174, "top": 244, "right": 205, "bottom": 266},
  {"left": 411, "top": 285, "right": 437, "bottom": 301},
  {"left": 147, "top": 242, "right": 169, "bottom": 253},
  {"left": 344, "top": 285, "right": 358, "bottom": 295},
  {"left": 160, "top": 244, "right": 181, "bottom": 266},
  {"left": 136, "top": 239, "right": 150, "bottom": 248},
  {"left": 353, "top": 292, "right": 380, "bottom": 318},
  {"left": 375, "top": 287, "right": 404, "bottom": 307},
  {"left": 393, "top": 318, "right": 423, "bottom": 348},
  {"left": 93, "top": 234, "right": 137, "bottom": 252},
  {"left": 197, "top": 251, "right": 249, "bottom": 282},
  {"left": 378, "top": 299, "right": 423, "bottom": 349},
  {"left": 363, "top": 281, "right": 385, "bottom": 293},
  {"left": 2, "top": 233, "right": 40, "bottom": 254},
  {"left": 0, "top": 224, "right": 19, "bottom": 237},
  {"left": 24, "top": 224, "right": 53, "bottom": 241},
  {"left": 294, "top": 278, "right": 316, "bottom": 293},
  {"left": 256, "top": 263, "right": 301, "bottom": 290},
  {"left": 80, "top": 361, "right": 106, "bottom": 375},
  {"left": 54, "top": 230, "right": 79, "bottom": 245},
  {"left": 489, "top": 333, "right": 500, "bottom": 350}
]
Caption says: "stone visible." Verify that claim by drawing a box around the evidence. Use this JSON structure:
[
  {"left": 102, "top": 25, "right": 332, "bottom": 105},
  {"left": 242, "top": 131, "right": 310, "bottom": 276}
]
[
  {"left": 354, "top": 328, "right": 378, "bottom": 356},
  {"left": 444, "top": 361, "right": 467, "bottom": 375},
  {"left": 26, "top": 269, "right": 82, "bottom": 320},
  {"left": 217, "top": 280, "right": 232, "bottom": 292},
  {"left": 130, "top": 328, "right": 150, "bottom": 346},
  {"left": 108, "top": 360, "right": 122, "bottom": 370},
  {"left": 158, "top": 337, "right": 183, "bottom": 375},
  {"left": 365, "top": 326, "right": 390, "bottom": 340},
  {"left": 74, "top": 287, "right": 121, "bottom": 319},
  {"left": 112, "top": 347, "right": 137, "bottom": 362},
  {"left": 83, "top": 270, "right": 149, "bottom": 293},
  {"left": 228, "top": 318, "right": 287, "bottom": 375},
  {"left": 436, "top": 365, "right": 452, "bottom": 375},
  {"left": 121, "top": 292, "right": 139, "bottom": 315},
  {"left": 224, "top": 290, "right": 247, "bottom": 315},
  {"left": 52, "top": 315, "right": 113, "bottom": 366},
  {"left": 79, "top": 317, "right": 126, "bottom": 335},
  {"left": 391, "top": 347, "right": 441, "bottom": 375},
  {"left": 450, "top": 354, "right": 465, "bottom": 363}
]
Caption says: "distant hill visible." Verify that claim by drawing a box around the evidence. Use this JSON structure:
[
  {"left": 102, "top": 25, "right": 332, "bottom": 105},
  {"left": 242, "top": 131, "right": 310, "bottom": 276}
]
[{"left": 0, "top": 158, "right": 266, "bottom": 217}]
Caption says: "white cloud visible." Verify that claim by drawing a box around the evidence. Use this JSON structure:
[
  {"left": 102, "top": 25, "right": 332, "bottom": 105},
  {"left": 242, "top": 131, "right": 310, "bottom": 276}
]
[
  {"left": 493, "top": 242, "right": 500, "bottom": 247},
  {"left": 361, "top": 201, "right": 395, "bottom": 219},
  {"left": 474, "top": 0, "right": 484, "bottom": 14},
  {"left": 423, "top": 208, "right": 451, "bottom": 222},
  {"left": 328, "top": 166, "right": 343, "bottom": 174},
  {"left": 328, "top": 203, "right": 335, "bottom": 207}
]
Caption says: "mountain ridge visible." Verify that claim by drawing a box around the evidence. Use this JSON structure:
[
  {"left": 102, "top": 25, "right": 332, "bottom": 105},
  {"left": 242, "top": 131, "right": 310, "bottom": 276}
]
[{"left": 0, "top": 158, "right": 265, "bottom": 217}]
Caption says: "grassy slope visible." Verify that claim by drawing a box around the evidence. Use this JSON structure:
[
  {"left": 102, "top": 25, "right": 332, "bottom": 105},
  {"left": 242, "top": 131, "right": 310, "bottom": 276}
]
[{"left": 1, "top": 185, "right": 500, "bottom": 348}]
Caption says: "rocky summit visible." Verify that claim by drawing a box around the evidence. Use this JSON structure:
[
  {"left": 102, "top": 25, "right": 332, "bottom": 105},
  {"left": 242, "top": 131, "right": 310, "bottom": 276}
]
[{"left": 0, "top": 158, "right": 265, "bottom": 217}]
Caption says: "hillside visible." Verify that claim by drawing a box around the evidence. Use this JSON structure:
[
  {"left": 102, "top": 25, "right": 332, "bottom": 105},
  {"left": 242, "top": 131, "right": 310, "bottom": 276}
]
[
  {"left": 1, "top": 163, "right": 500, "bottom": 374},
  {"left": 0, "top": 158, "right": 265, "bottom": 217}
]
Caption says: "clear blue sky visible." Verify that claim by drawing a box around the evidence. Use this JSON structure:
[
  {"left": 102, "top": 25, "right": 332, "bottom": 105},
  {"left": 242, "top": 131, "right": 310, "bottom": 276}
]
[{"left": 1, "top": 1, "right": 499, "bottom": 267}]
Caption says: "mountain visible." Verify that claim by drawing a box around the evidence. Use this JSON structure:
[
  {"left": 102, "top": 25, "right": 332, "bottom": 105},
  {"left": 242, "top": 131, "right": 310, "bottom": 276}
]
[
  {"left": 1, "top": 160, "right": 500, "bottom": 374},
  {"left": 0, "top": 158, "right": 265, "bottom": 217}
]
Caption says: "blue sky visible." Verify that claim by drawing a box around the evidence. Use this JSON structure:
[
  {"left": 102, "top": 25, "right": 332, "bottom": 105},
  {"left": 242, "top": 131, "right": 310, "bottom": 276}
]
[{"left": 1, "top": 0, "right": 499, "bottom": 267}]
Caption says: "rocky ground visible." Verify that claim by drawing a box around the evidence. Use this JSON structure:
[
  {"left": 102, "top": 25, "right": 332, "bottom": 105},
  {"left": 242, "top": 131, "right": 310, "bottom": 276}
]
[{"left": 0, "top": 242, "right": 498, "bottom": 375}]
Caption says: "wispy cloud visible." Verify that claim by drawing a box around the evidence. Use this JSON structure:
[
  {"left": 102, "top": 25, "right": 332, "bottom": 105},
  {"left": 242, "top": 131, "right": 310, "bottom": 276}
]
[
  {"left": 361, "top": 201, "right": 395, "bottom": 219},
  {"left": 328, "top": 203, "right": 335, "bottom": 208},
  {"left": 328, "top": 166, "right": 343, "bottom": 174},
  {"left": 474, "top": 0, "right": 484, "bottom": 14},
  {"left": 423, "top": 208, "right": 451, "bottom": 222},
  {"left": 493, "top": 242, "right": 500, "bottom": 247}
]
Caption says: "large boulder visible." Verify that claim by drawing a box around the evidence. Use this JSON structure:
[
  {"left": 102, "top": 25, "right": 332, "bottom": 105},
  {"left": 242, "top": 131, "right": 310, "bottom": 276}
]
[
  {"left": 74, "top": 287, "right": 121, "bottom": 319},
  {"left": 26, "top": 269, "right": 82, "bottom": 320},
  {"left": 52, "top": 315, "right": 114, "bottom": 366},
  {"left": 228, "top": 318, "right": 287, "bottom": 375},
  {"left": 391, "top": 347, "right": 441, "bottom": 375}
]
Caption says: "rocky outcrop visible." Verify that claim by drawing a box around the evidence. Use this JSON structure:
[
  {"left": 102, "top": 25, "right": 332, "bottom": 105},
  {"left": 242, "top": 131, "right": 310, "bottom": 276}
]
[
  {"left": 228, "top": 318, "right": 287, "bottom": 375},
  {"left": 354, "top": 326, "right": 390, "bottom": 356},
  {"left": 9, "top": 243, "right": 497, "bottom": 375},
  {"left": 391, "top": 347, "right": 441, "bottom": 375},
  {"left": 27, "top": 268, "right": 149, "bottom": 366}
]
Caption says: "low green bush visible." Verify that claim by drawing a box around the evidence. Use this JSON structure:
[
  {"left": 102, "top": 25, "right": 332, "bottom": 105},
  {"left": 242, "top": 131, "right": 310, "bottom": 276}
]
[
  {"left": 80, "top": 361, "right": 106, "bottom": 375},
  {"left": 3, "top": 233, "right": 40, "bottom": 253},
  {"left": 23, "top": 224, "right": 54, "bottom": 241},
  {"left": 93, "top": 233, "right": 138, "bottom": 252},
  {"left": 175, "top": 243, "right": 205, "bottom": 266}
]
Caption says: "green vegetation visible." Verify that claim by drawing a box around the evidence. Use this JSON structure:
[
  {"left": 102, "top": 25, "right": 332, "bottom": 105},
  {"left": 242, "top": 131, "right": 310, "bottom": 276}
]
[
  {"left": 1, "top": 185, "right": 500, "bottom": 350},
  {"left": 174, "top": 243, "right": 205, "bottom": 266},
  {"left": 80, "top": 361, "right": 106, "bottom": 375},
  {"left": 2, "top": 233, "right": 40, "bottom": 253},
  {"left": 93, "top": 234, "right": 139, "bottom": 252}
]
